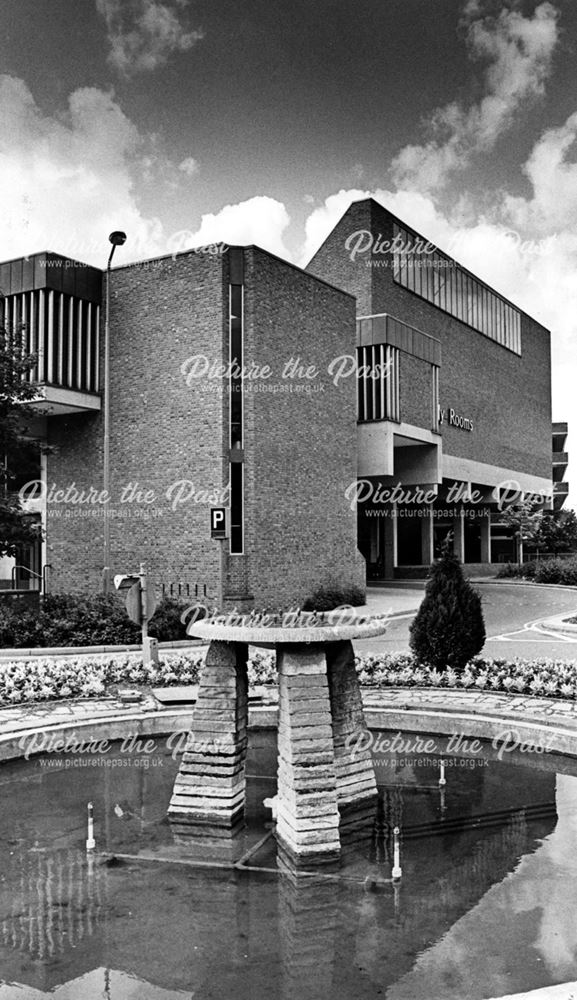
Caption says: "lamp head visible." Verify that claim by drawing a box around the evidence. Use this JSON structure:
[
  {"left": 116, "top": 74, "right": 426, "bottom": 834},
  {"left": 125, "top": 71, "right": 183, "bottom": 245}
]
[{"left": 109, "top": 231, "right": 127, "bottom": 247}]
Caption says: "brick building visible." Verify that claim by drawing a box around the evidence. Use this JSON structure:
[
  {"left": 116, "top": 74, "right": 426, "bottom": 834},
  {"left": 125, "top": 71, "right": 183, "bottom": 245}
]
[
  {"left": 307, "top": 198, "right": 553, "bottom": 577},
  {"left": 0, "top": 196, "right": 554, "bottom": 598},
  {"left": 1, "top": 245, "right": 364, "bottom": 605}
]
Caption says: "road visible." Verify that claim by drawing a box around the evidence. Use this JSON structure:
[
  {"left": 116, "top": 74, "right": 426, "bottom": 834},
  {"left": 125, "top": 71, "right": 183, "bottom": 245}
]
[{"left": 354, "top": 582, "right": 577, "bottom": 660}]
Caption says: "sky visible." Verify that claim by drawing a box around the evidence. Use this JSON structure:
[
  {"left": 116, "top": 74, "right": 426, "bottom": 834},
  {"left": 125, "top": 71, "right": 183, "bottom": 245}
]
[{"left": 0, "top": 0, "right": 576, "bottom": 505}]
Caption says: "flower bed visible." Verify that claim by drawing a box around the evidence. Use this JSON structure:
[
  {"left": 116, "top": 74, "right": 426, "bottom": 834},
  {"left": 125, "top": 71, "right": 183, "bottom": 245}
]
[
  {"left": 355, "top": 653, "right": 577, "bottom": 700},
  {"left": 1, "top": 649, "right": 577, "bottom": 706}
]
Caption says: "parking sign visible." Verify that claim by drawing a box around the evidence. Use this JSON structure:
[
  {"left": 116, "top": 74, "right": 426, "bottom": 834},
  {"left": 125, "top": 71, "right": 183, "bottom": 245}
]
[{"left": 210, "top": 507, "right": 229, "bottom": 538}]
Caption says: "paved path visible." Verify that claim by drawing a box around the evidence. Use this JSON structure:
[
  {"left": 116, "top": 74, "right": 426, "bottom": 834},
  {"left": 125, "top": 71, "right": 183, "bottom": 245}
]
[
  {"left": 355, "top": 581, "right": 577, "bottom": 659},
  {"left": 2, "top": 685, "right": 577, "bottom": 765},
  {"left": 2, "top": 582, "right": 577, "bottom": 663}
]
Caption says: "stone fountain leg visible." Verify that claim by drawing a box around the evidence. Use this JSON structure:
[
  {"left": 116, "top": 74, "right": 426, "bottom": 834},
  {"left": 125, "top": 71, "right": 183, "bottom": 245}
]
[
  {"left": 168, "top": 640, "right": 248, "bottom": 832},
  {"left": 326, "top": 640, "right": 378, "bottom": 812},
  {"left": 276, "top": 647, "right": 341, "bottom": 866}
]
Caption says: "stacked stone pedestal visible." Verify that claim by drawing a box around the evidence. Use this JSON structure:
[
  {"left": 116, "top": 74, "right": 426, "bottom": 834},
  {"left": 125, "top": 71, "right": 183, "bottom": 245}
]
[
  {"left": 276, "top": 648, "right": 342, "bottom": 867},
  {"left": 168, "top": 630, "right": 380, "bottom": 867},
  {"left": 276, "top": 640, "right": 377, "bottom": 867},
  {"left": 168, "top": 640, "right": 248, "bottom": 837},
  {"left": 327, "top": 639, "right": 378, "bottom": 825}
]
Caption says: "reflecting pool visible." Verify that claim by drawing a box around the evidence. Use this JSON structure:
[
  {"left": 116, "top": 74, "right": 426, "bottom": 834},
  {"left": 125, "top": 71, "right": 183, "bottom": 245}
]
[{"left": 1, "top": 730, "right": 577, "bottom": 999}]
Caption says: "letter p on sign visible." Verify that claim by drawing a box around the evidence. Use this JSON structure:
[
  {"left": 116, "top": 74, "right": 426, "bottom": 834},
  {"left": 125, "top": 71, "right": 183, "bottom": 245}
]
[{"left": 210, "top": 507, "right": 229, "bottom": 539}]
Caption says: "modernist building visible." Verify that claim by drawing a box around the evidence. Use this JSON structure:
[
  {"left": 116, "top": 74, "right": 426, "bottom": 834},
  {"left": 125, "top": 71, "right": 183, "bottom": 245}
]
[
  {"left": 0, "top": 246, "right": 364, "bottom": 605},
  {"left": 307, "top": 198, "right": 553, "bottom": 576},
  {"left": 0, "top": 196, "right": 554, "bottom": 599}
]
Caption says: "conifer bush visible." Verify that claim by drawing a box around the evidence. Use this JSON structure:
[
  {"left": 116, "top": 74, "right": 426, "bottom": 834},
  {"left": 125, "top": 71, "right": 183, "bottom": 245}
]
[{"left": 409, "top": 541, "right": 486, "bottom": 672}]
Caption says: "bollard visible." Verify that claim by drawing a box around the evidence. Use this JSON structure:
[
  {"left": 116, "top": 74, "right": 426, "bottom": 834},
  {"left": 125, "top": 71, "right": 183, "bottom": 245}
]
[
  {"left": 86, "top": 802, "right": 96, "bottom": 851},
  {"left": 392, "top": 826, "right": 402, "bottom": 880}
]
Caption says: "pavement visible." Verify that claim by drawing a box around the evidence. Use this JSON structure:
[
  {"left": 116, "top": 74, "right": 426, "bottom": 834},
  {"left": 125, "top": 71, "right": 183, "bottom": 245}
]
[
  {"left": 2, "top": 581, "right": 577, "bottom": 663},
  {"left": 359, "top": 582, "right": 424, "bottom": 617},
  {"left": 355, "top": 580, "right": 577, "bottom": 659},
  {"left": 3, "top": 684, "right": 577, "bottom": 768}
]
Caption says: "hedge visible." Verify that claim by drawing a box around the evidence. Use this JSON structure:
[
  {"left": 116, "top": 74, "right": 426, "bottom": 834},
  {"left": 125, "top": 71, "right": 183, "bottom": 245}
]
[
  {"left": 497, "top": 557, "right": 577, "bottom": 585},
  {"left": 0, "top": 594, "right": 190, "bottom": 648}
]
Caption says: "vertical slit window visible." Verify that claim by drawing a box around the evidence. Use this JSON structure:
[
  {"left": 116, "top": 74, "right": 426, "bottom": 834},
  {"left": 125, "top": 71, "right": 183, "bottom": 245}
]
[
  {"left": 229, "top": 282, "right": 244, "bottom": 554},
  {"left": 229, "top": 284, "right": 243, "bottom": 449}
]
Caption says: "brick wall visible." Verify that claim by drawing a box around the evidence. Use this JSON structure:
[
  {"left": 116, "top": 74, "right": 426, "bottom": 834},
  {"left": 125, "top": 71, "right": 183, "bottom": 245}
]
[
  {"left": 240, "top": 247, "right": 366, "bottom": 607},
  {"left": 46, "top": 245, "right": 366, "bottom": 607},
  {"left": 400, "top": 353, "right": 434, "bottom": 430},
  {"left": 306, "top": 200, "right": 373, "bottom": 317},
  {"left": 47, "top": 251, "right": 228, "bottom": 597}
]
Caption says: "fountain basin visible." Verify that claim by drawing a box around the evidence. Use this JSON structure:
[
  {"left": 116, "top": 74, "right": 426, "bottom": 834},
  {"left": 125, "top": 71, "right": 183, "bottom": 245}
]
[{"left": 187, "top": 617, "right": 389, "bottom": 647}]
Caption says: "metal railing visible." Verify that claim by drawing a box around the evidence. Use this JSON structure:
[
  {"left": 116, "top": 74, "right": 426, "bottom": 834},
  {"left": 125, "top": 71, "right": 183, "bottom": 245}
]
[
  {"left": 2, "top": 564, "right": 50, "bottom": 592},
  {"left": 160, "top": 582, "right": 208, "bottom": 600}
]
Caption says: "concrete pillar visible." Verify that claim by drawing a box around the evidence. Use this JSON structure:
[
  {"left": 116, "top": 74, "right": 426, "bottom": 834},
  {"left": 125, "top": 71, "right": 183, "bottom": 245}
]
[
  {"left": 480, "top": 512, "right": 491, "bottom": 563},
  {"left": 168, "top": 640, "right": 248, "bottom": 834},
  {"left": 326, "top": 640, "right": 377, "bottom": 814},
  {"left": 421, "top": 508, "right": 434, "bottom": 566},
  {"left": 276, "top": 647, "right": 341, "bottom": 866},
  {"left": 383, "top": 503, "right": 397, "bottom": 579},
  {"left": 453, "top": 509, "right": 465, "bottom": 563}
]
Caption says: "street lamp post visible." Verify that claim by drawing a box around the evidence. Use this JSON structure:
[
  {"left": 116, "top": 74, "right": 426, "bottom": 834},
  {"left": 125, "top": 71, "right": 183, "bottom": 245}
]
[{"left": 102, "top": 230, "right": 127, "bottom": 593}]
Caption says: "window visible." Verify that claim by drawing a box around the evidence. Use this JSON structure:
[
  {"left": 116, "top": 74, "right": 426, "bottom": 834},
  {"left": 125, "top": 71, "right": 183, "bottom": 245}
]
[
  {"left": 357, "top": 345, "right": 400, "bottom": 422},
  {"left": 229, "top": 282, "right": 244, "bottom": 553},
  {"left": 393, "top": 223, "right": 522, "bottom": 354}
]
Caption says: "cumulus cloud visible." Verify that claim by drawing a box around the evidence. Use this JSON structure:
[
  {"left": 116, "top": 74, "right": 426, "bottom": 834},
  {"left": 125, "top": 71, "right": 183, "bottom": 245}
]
[
  {"left": 181, "top": 196, "right": 292, "bottom": 259},
  {"left": 503, "top": 111, "right": 577, "bottom": 233},
  {"left": 302, "top": 188, "right": 371, "bottom": 264},
  {"left": 95, "top": 0, "right": 203, "bottom": 76},
  {"left": 391, "top": 1, "right": 559, "bottom": 191},
  {"left": 0, "top": 76, "right": 290, "bottom": 268},
  {"left": 0, "top": 75, "right": 165, "bottom": 265}
]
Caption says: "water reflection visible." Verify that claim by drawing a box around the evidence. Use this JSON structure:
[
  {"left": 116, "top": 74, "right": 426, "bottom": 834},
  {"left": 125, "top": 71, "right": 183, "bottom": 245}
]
[{"left": 0, "top": 735, "right": 574, "bottom": 1000}]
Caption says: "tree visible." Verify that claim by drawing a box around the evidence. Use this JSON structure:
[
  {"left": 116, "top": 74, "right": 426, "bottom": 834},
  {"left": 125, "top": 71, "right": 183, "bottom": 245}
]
[
  {"left": 531, "top": 509, "right": 577, "bottom": 554},
  {"left": 499, "top": 500, "right": 544, "bottom": 564},
  {"left": 0, "top": 311, "right": 42, "bottom": 558},
  {"left": 409, "top": 539, "right": 486, "bottom": 672}
]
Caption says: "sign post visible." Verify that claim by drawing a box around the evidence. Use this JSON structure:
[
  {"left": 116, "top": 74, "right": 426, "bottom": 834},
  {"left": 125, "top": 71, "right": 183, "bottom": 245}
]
[
  {"left": 210, "top": 508, "right": 229, "bottom": 611},
  {"left": 114, "top": 561, "right": 158, "bottom": 666}
]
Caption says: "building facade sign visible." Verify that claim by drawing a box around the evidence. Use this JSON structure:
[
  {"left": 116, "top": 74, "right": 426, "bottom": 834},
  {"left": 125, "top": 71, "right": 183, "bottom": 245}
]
[{"left": 439, "top": 406, "right": 474, "bottom": 432}]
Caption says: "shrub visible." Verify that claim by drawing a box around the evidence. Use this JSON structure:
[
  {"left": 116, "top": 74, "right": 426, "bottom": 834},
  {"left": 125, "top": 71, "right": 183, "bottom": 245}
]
[
  {"left": 0, "top": 593, "right": 190, "bottom": 649},
  {"left": 409, "top": 544, "right": 486, "bottom": 672},
  {"left": 302, "top": 584, "right": 365, "bottom": 611},
  {"left": 497, "top": 556, "right": 577, "bottom": 586},
  {"left": 496, "top": 561, "right": 538, "bottom": 580},
  {"left": 534, "top": 557, "right": 577, "bottom": 586},
  {"left": 147, "top": 596, "right": 190, "bottom": 642}
]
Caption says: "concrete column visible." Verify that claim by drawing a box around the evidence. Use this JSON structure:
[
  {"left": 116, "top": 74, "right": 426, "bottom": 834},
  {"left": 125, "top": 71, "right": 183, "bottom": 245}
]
[
  {"left": 421, "top": 508, "right": 434, "bottom": 566},
  {"left": 383, "top": 503, "right": 396, "bottom": 579},
  {"left": 453, "top": 509, "right": 465, "bottom": 563},
  {"left": 480, "top": 512, "right": 491, "bottom": 564},
  {"left": 326, "top": 640, "right": 377, "bottom": 813},
  {"left": 168, "top": 640, "right": 248, "bottom": 834},
  {"left": 276, "top": 647, "right": 341, "bottom": 867}
]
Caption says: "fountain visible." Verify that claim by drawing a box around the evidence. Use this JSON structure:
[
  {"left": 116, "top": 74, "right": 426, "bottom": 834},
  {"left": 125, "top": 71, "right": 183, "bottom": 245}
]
[{"left": 167, "top": 609, "right": 388, "bottom": 865}]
